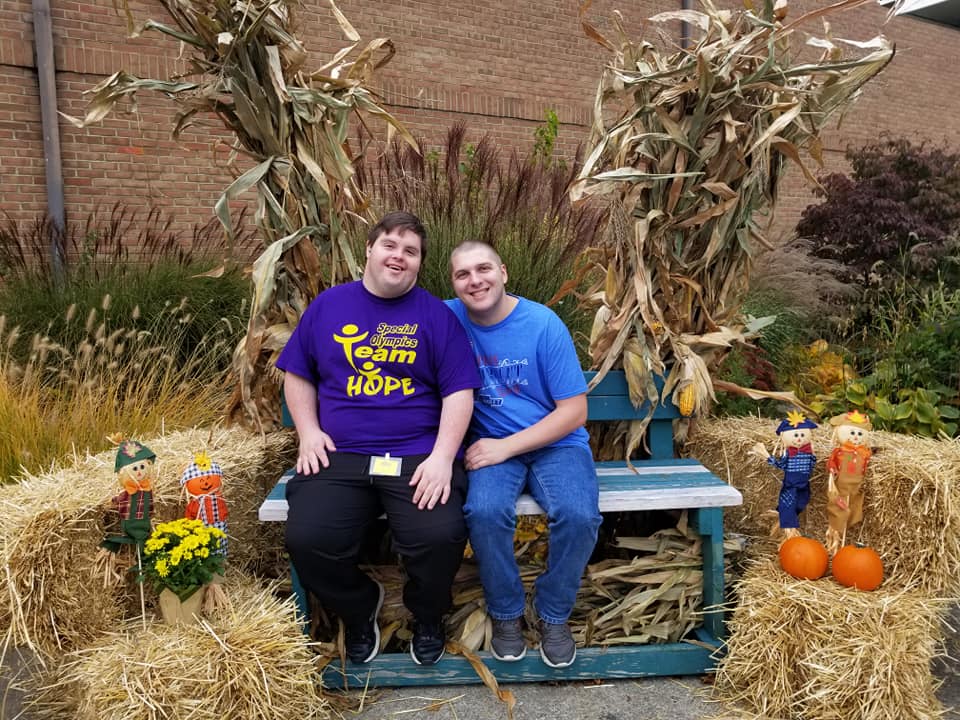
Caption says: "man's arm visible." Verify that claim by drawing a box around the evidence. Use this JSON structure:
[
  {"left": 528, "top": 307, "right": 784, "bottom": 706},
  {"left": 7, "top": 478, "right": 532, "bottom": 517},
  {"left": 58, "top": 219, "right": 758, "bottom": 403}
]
[
  {"left": 409, "top": 388, "right": 474, "bottom": 510},
  {"left": 464, "top": 393, "right": 587, "bottom": 471},
  {"left": 284, "top": 371, "right": 337, "bottom": 474}
]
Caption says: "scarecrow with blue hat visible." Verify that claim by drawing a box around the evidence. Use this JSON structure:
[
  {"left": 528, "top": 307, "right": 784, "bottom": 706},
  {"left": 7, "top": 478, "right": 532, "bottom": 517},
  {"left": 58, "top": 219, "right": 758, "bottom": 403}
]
[{"left": 751, "top": 411, "right": 818, "bottom": 542}]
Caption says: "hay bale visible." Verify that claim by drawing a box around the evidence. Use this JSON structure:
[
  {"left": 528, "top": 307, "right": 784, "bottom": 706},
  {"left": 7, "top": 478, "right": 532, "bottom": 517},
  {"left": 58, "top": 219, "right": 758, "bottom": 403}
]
[
  {"left": 686, "top": 418, "right": 960, "bottom": 595},
  {"left": 0, "top": 426, "right": 294, "bottom": 657},
  {"left": 714, "top": 559, "right": 950, "bottom": 720},
  {"left": 27, "top": 574, "right": 329, "bottom": 720}
]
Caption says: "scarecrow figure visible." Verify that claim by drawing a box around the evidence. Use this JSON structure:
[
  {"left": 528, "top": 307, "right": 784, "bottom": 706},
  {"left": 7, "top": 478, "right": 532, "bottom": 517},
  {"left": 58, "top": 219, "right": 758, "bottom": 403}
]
[
  {"left": 96, "top": 439, "right": 156, "bottom": 587},
  {"left": 751, "top": 411, "right": 817, "bottom": 542},
  {"left": 180, "top": 451, "right": 229, "bottom": 611},
  {"left": 825, "top": 410, "right": 873, "bottom": 555}
]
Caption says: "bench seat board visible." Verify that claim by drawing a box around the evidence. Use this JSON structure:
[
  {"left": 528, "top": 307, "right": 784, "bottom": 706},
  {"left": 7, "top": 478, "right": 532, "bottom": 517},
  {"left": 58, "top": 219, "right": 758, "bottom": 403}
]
[{"left": 259, "top": 461, "right": 742, "bottom": 521}]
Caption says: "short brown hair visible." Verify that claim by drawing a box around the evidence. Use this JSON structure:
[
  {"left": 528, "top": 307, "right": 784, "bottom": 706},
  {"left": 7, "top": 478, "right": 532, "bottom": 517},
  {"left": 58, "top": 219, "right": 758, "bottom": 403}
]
[
  {"left": 367, "top": 211, "right": 428, "bottom": 261},
  {"left": 449, "top": 240, "right": 501, "bottom": 274}
]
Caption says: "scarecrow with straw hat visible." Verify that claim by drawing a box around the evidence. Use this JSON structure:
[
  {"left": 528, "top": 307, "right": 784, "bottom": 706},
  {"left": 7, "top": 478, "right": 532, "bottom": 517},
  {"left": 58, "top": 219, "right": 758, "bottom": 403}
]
[
  {"left": 96, "top": 437, "right": 157, "bottom": 627},
  {"left": 825, "top": 410, "right": 873, "bottom": 555},
  {"left": 100, "top": 439, "right": 156, "bottom": 556},
  {"left": 751, "top": 410, "right": 818, "bottom": 542}
]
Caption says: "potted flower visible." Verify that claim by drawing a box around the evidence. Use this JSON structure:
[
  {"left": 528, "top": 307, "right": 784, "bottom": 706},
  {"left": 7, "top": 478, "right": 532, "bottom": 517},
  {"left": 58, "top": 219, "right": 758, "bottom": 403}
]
[{"left": 139, "top": 518, "right": 226, "bottom": 624}]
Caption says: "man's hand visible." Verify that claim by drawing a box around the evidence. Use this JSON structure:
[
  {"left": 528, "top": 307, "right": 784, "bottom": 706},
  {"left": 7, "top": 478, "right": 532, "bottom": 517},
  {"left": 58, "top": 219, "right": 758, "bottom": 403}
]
[
  {"left": 409, "top": 454, "right": 453, "bottom": 510},
  {"left": 464, "top": 438, "right": 513, "bottom": 471},
  {"left": 296, "top": 427, "right": 337, "bottom": 475}
]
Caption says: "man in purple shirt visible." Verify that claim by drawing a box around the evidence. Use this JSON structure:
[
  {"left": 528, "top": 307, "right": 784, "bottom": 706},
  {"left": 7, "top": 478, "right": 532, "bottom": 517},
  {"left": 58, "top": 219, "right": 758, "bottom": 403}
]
[{"left": 277, "top": 212, "right": 480, "bottom": 666}]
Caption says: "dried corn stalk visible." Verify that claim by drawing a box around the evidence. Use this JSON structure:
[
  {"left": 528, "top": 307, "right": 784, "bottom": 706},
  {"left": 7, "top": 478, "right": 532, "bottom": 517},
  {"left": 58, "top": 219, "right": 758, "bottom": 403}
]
[
  {"left": 572, "top": 0, "right": 893, "bottom": 454},
  {"left": 65, "top": 0, "right": 415, "bottom": 431}
]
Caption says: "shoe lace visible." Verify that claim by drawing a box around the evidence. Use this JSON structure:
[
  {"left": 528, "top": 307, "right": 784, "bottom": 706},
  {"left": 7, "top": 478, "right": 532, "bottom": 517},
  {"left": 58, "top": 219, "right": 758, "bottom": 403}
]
[
  {"left": 346, "top": 621, "right": 374, "bottom": 644},
  {"left": 414, "top": 620, "right": 443, "bottom": 640},
  {"left": 493, "top": 618, "right": 524, "bottom": 641},
  {"left": 541, "top": 622, "right": 572, "bottom": 644}
]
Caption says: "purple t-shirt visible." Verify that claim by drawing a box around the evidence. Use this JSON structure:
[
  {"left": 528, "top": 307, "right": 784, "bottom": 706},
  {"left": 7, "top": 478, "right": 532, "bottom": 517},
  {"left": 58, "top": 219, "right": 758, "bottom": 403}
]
[{"left": 277, "top": 281, "right": 480, "bottom": 455}]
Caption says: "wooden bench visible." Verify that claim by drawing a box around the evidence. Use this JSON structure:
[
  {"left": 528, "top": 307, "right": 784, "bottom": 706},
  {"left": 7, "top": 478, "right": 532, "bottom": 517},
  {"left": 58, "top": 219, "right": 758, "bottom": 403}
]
[{"left": 259, "top": 370, "right": 742, "bottom": 686}]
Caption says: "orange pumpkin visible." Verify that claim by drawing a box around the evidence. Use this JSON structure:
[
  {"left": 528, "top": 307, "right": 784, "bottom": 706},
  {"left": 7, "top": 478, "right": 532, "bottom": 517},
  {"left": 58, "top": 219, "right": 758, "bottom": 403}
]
[
  {"left": 831, "top": 545, "right": 884, "bottom": 591},
  {"left": 778, "top": 536, "right": 829, "bottom": 580}
]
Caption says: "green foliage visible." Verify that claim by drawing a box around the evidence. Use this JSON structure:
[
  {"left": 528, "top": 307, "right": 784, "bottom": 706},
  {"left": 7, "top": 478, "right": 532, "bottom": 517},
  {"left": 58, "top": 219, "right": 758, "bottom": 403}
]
[
  {"left": 712, "top": 346, "right": 781, "bottom": 418},
  {"left": 741, "top": 288, "right": 816, "bottom": 369},
  {"left": 812, "top": 380, "right": 958, "bottom": 439},
  {"left": 355, "top": 123, "right": 603, "bottom": 355},
  {"left": 532, "top": 109, "right": 561, "bottom": 166},
  {"left": 835, "top": 274, "right": 960, "bottom": 396}
]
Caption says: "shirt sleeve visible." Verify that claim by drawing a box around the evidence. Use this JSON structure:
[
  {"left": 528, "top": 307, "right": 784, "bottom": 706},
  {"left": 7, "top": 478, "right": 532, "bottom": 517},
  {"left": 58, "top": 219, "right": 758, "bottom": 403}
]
[
  {"left": 434, "top": 304, "right": 481, "bottom": 397},
  {"left": 276, "top": 297, "right": 319, "bottom": 382},
  {"left": 540, "top": 310, "right": 587, "bottom": 401}
]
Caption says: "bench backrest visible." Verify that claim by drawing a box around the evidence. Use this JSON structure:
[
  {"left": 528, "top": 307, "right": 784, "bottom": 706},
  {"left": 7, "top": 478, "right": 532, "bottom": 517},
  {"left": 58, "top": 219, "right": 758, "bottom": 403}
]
[
  {"left": 584, "top": 370, "right": 677, "bottom": 460},
  {"left": 281, "top": 369, "right": 678, "bottom": 459}
]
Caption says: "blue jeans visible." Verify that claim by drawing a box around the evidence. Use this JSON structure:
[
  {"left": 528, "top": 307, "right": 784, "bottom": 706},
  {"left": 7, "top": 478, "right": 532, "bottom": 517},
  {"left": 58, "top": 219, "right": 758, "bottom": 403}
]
[{"left": 465, "top": 445, "right": 602, "bottom": 624}]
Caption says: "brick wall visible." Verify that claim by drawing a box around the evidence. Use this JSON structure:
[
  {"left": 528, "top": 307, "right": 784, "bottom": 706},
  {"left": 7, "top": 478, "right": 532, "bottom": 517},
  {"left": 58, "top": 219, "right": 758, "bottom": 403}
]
[{"left": 2, "top": 0, "right": 959, "bottom": 245}]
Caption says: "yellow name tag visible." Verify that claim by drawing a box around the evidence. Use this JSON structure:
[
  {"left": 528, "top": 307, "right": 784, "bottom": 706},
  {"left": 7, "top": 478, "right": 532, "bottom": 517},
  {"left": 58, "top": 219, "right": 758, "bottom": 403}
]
[{"left": 369, "top": 454, "right": 402, "bottom": 477}]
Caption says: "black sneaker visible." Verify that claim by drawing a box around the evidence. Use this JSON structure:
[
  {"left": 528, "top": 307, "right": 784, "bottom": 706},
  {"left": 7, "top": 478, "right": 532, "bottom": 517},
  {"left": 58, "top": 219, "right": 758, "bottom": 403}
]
[
  {"left": 345, "top": 581, "right": 384, "bottom": 664},
  {"left": 491, "top": 617, "right": 527, "bottom": 661},
  {"left": 538, "top": 620, "right": 576, "bottom": 668},
  {"left": 410, "top": 618, "right": 445, "bottom": 665}
]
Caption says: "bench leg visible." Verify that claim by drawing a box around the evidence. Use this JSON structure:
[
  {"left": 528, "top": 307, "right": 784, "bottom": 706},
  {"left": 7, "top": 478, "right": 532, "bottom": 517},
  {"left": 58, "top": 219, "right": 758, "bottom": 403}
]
[
  {"left": 692, "top": 507, "right": 726, "bottom": 640},
  {"left": 289, "top": 560, "right": 310, "bottom": 633}
]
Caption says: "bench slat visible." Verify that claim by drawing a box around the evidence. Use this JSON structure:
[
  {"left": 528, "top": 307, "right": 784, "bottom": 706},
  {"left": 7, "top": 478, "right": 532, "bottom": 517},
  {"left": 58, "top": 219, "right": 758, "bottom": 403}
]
[
  {"left": 257, "top": 465, "right": 742, "bottom": 521},
  {"left": 320, "top": 639, "right": 719, "bottom": 687}
]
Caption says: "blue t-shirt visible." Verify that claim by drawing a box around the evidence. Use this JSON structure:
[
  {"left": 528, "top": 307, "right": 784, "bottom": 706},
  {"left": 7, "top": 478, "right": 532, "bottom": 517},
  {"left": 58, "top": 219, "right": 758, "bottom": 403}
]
[
  {"left": 278, "top": 281, "right": 480, "bottom": 455},
  {"left": 445, "top": 296, "right": 589, "bottom": 451}
]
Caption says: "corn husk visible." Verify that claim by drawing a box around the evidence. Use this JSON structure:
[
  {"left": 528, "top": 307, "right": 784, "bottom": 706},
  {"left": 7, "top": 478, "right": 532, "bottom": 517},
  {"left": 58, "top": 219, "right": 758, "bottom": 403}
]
[{"left": 571, "top": 1, "right": 893, "bottom": 455}]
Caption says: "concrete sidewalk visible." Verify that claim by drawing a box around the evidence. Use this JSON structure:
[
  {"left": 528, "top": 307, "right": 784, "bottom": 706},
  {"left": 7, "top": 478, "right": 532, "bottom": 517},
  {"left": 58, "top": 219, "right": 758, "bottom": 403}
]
[{"left": 341, "top": 676, "right": 719, "bottom": 720}]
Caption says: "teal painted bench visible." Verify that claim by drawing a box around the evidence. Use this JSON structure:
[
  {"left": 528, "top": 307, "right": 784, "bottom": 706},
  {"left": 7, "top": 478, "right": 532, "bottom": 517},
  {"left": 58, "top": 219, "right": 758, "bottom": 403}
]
[{"left": 259, "top": 370, "right": 742, "bottom": 686}]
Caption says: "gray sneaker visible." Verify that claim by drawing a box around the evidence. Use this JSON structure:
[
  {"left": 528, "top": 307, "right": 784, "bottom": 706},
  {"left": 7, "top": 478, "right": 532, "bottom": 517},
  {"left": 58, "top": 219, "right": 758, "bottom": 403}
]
[
  {"left": 538, "top": 620, "right": 576, "bottom": 668},
  {"left": 491, "top": 617, "right": 527, "bottom": 661}
]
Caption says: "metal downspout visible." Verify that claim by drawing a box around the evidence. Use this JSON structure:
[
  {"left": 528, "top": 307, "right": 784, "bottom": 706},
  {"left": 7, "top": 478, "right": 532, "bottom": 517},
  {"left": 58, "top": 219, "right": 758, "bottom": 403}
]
[
  {"left": 681, "top": 0, "right": 694, "bottom": 49},
  {"left": 32, "top": 0, "right": 66, "bottom": 284}
]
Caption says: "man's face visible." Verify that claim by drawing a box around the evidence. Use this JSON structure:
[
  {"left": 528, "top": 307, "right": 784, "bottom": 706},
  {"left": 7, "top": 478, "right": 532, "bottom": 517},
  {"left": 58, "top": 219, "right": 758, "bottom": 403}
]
[
  {"left": 450, "top": 246, "right": 508, "bottom": 322},
  {"left": 363, "top": 228, "right": 422, "bottom": 298}
]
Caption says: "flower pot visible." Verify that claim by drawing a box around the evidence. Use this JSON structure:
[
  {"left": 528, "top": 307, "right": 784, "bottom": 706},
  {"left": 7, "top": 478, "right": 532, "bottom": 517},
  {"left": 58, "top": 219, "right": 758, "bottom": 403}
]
[{"left": 158, "top": 586, "right": 205, "bottom": 625}]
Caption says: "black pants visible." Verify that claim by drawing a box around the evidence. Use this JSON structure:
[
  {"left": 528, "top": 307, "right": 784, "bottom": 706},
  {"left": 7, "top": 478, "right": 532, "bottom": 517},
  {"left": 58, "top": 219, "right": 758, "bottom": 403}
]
[{"left": 285, "top": 452, "right": 468, "bottom": 626}]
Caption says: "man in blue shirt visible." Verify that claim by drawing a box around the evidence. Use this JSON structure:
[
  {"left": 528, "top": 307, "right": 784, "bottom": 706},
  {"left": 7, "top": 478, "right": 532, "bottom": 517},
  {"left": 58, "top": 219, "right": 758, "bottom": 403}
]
[{"left": 447, "top": 241, "right": 602, "bottom": 668}]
